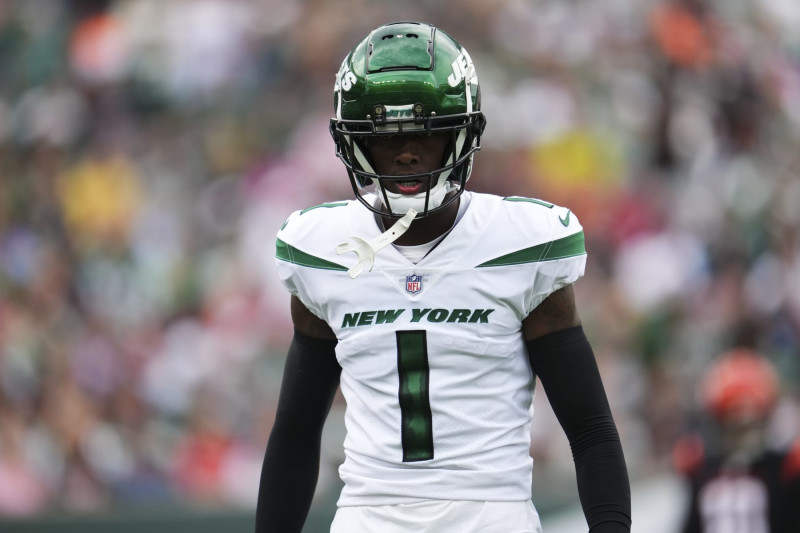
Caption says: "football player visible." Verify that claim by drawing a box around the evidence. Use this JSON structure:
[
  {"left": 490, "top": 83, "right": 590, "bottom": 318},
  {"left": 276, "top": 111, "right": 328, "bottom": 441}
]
[
  {"left": 674, "top": 348, "right": 800, "bottom": 532},
  {"left": 255, "top": 21, "right": 631, "bottom": 533}
]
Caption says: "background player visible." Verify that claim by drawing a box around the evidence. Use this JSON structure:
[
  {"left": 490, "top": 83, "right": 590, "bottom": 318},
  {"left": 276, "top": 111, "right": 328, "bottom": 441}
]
[{"left": 673, "top": 348, "right": 800, "bottom": 532}]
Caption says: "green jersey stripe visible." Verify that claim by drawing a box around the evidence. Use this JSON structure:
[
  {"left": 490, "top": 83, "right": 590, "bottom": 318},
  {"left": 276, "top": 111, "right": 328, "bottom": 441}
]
[
  {"left": 276, "top": 238, "right": 348, "bottom": 271},
  {"left": 476, "top": 231, "right": 586, "bottom": 267},
  {"left": 502, "top": 196, "right": 554, "bottom": 208},
  {"left": 300, "top": 202, "right": 349, "bottom": 215}
]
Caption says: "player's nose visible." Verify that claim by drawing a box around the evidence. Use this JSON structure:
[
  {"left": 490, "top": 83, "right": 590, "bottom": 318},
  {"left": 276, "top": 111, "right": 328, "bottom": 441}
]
[
  {"left": 394, "top": 151, "right": 419, "bottom": 166},
  {"left": 393, "top": 139, "right": 421, "bottom": 166}
]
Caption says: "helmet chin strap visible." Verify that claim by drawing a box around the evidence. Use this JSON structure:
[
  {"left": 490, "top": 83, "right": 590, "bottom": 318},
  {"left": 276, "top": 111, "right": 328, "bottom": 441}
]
[{"left": 335, "top": 208, "right": 417, "bottom": 278}]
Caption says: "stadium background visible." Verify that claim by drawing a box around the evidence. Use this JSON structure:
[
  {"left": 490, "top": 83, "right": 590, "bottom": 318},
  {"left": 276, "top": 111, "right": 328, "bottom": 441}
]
[{"left": 0, "top": 0, "right": 799, "bottom": 531}]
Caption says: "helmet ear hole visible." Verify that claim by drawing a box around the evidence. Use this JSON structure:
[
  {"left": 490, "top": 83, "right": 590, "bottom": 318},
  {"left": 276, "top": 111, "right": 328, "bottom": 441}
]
[
  {"left": 329, "top": 121, "right": 344, "bottom": 150},
  {"left": 472, "top": 114, "right": 487, "bottom": 135}
]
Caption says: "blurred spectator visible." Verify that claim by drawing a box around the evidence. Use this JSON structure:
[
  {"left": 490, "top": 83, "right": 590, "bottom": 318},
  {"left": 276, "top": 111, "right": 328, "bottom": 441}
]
[{"left": 0, "top": 402, "right": 48, "bottom": 515}]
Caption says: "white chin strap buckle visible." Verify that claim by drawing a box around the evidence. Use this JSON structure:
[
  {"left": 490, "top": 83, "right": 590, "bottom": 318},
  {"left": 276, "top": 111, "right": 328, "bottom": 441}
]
[{"left": 335, "top": 209, "right": 417, "bottom": 278}]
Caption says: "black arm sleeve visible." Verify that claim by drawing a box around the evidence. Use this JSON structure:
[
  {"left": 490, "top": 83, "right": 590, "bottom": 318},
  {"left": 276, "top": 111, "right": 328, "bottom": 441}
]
[
  {"left": 254, "top": 330, "right": 341, "bottom": 533},
  {"left": 526, "top": 325, "right": 631, "bottom": 533}
]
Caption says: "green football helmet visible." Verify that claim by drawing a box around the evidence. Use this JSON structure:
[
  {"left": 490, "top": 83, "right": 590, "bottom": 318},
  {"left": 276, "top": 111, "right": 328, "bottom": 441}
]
[{"left": 329, "top": 21, "right": 487, "bottom": 218}]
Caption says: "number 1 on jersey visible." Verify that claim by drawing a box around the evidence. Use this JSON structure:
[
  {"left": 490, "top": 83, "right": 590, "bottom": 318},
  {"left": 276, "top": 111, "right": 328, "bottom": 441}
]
[{"left": 396, "top": 330, "right": 434, "bottom": 462}]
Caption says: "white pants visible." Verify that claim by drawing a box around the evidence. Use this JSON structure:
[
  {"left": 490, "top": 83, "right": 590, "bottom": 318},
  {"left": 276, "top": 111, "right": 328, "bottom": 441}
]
[{"left": 330, "top": 500, "right": 542, "bottom": 533}]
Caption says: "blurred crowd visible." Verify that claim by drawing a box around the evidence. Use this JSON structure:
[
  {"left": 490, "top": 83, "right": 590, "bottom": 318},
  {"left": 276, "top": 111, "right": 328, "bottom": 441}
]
[{"left": 0, "top": 0, "right": 799, "bottom": 521}]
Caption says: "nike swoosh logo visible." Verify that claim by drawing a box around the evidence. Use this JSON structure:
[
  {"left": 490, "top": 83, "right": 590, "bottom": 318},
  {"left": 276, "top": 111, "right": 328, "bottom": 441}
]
[{"left": 559, "top": 210, "right": 571, "bottom": 227}]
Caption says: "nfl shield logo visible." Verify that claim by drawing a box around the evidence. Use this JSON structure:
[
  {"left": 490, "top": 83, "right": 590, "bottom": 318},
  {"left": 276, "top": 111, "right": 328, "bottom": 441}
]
[{"left": 405, "top": 274, "right": 423, "bottom": 294}]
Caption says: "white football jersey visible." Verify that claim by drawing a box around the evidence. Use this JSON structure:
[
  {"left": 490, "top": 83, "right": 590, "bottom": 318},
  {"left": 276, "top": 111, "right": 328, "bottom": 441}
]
[{"left": 275, "top": 191, "right": 586, "bottom": 506}]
